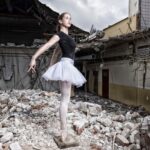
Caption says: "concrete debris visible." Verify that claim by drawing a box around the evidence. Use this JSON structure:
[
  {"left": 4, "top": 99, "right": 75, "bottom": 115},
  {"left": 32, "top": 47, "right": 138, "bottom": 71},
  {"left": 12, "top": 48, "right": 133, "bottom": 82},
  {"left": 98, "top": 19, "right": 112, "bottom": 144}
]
[
  {"left": 0, "top": 128, "right": 7, "bottom": 136},
  {"left": 0, "top": 93, "right": 9, "bottom": 104},
  {"left": 0, "top": 89, "right": 149, "bottom": 150},
  {"left": 90, "top": 143, "right": 102, "bottom": 150},
  {"left": 121, "top": 128, "right": 131, "bottom": 138},
  {"left": 73, "top": 119, "right": 89, "bottom": 135},
  {"left": 129, "top": 130, "right": 140, "bottom": 144},
  {"left": 112, "top": 114, "right": 125, "bottom": 122},
  {"left": 0, "top": 143, "right": 2, "bottom": 150},
  {"left": 115, "top": 134, "right": 129, "bottom": 146},
  {"left": 9, "top": 142, "right": 23, "bottom": 150},
  {"left": 97, "top": 117, "right": 112, "bottom": 127},
  {"left": 0, "top": 132, "right": 13, "bottom": 143}
]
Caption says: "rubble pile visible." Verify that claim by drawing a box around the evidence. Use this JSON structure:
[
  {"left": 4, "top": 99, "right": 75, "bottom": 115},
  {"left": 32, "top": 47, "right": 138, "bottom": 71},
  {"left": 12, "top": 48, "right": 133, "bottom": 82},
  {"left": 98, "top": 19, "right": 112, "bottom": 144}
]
[{"left": 0, "top": 89, "right": 150, "bottom": 150}]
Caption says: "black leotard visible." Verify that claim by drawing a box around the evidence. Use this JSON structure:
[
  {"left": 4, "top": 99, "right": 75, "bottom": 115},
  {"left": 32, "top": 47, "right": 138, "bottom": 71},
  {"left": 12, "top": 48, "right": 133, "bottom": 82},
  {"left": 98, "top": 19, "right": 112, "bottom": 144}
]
[{"left": 55, "top": 31, "right": 76, "bottom": 60}]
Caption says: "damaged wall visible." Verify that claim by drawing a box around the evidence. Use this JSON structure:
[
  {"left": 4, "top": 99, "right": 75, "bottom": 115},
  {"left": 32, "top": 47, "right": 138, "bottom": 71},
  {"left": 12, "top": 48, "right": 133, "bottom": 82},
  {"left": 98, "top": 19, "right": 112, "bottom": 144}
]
[
  {"left": 84, "top": 60, "right": 150, "bottom": 112},
  {"left": 103, "top": 0, "right": 150, "bottom": 38},
  {"left": 104, "top": 60, "right": 150, "bottom": 111},
  {"left": 0, "top": 46, "right": 60, "bottom": 91},
  {"left": 104, "top": 16, "right": 138, "bottom": 38},
  {"left": 78, "top": 30, "right": 150, "bottom": 112}
]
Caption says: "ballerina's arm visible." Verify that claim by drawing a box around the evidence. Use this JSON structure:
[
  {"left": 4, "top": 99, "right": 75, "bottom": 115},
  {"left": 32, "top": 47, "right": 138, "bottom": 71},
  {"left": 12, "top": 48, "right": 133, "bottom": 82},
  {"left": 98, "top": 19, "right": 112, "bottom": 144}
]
[
  {"left": 27, "top": 35, "right": 60, "bottom": 73},
  {"left": 32, "top": 35, "right": 60, "bottom": 60}
]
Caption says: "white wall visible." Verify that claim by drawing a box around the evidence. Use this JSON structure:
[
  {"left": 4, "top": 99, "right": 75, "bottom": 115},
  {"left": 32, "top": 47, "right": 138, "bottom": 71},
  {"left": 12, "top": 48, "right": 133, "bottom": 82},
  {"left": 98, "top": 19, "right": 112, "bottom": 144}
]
[
  {"left": 99, "top": 60, "right": 150, "bottom": 89},
  {"left": 129, "top": 0, "right": 139, "bottom": 17}
]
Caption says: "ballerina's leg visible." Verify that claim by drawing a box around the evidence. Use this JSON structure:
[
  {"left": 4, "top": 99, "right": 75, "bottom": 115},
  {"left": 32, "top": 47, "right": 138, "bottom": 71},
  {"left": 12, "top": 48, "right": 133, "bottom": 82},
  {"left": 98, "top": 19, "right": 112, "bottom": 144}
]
[{"left": 59, "top": 80, "right": 72, "bottom": 141}]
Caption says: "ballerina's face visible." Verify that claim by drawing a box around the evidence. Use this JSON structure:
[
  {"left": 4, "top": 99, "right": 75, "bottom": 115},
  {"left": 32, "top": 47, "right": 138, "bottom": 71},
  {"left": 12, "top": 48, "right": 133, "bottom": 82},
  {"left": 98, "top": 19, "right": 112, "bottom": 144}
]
[{"left": 59, "top": 13, "right": 72, "bottom": 28}]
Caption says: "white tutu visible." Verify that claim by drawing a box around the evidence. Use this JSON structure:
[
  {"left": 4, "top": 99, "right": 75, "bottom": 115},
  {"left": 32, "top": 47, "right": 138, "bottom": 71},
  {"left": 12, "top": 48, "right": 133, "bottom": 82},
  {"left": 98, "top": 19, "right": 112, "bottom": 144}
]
[{"left": 41, "top": 57, "right": 87, "bottom": 88}]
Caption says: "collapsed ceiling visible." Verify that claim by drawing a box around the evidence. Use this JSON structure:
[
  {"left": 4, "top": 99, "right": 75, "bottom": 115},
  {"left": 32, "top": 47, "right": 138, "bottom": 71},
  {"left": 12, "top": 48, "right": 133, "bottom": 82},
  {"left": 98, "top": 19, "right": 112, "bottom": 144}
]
[{"left": 0, "top": 0, "right": 88, "bottom": 45}]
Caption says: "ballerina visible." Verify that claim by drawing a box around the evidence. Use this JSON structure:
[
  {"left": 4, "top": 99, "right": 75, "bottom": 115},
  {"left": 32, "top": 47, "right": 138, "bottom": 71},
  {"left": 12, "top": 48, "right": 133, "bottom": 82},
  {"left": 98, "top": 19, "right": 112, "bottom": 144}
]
[{"left": 27, "top": 12, "right": 87, "bottom": 143}]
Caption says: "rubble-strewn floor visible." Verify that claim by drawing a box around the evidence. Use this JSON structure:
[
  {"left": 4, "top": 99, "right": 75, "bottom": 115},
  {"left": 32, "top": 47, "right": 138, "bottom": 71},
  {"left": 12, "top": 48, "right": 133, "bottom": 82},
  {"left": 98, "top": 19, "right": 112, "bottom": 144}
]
[{"left": 0, "top": 89, "right": 150, "bottom": 150}]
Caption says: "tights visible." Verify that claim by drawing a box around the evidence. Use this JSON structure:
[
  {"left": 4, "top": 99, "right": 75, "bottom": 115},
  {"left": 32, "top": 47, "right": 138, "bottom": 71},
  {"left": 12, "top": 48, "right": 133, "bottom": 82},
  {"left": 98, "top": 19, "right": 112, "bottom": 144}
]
[{"left": 59, "top": 80, "right": 72, "bottom": 135}]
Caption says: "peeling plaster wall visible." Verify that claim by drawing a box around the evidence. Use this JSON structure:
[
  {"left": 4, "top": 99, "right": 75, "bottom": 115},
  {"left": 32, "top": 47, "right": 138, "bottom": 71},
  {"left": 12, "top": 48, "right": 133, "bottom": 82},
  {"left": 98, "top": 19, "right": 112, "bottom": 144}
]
[
  {"left": 0, "top": 47, "right": 59, "bottom": 91},
  {"left": 108, "top": 60, "right": 150, "bottom": 111},
  {"left": 106, "top": 60, "right": 139, "bottom": 106},
  {"left": 84, "top": 60, "right": 150, "bottom": 111}
]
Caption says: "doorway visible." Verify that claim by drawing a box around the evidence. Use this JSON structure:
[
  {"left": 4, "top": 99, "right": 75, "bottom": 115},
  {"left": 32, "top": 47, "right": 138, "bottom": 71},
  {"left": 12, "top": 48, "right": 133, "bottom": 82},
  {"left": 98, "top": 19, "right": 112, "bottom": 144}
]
[{"left": 102, "top": 69, "right": 109, "bottom": 98}]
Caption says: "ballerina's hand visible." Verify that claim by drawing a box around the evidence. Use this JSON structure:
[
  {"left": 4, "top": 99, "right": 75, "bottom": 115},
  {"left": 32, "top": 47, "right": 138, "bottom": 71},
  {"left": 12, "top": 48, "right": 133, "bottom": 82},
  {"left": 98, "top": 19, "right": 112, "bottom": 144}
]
[{"left": 27, "top": 59, "right": 36, "bottom": 73}]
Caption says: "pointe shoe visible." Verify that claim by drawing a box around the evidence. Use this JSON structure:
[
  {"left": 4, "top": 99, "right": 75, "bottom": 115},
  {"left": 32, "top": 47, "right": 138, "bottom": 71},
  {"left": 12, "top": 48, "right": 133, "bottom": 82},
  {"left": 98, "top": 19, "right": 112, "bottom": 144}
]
[
  {"left": 60, "top": 130, "right": 67, "bottom": 142},
  {"left": 53, "top": 133, "right": 79, "bottom": 149}
]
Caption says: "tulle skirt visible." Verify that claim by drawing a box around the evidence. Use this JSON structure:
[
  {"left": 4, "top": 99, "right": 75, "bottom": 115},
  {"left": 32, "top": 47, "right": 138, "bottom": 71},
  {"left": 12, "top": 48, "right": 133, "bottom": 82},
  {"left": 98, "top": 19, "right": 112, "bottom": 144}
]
[{"left": 41, "top": 57, "right": 87, "bottom": 88}]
